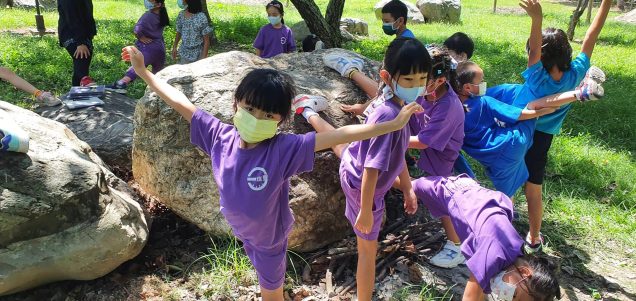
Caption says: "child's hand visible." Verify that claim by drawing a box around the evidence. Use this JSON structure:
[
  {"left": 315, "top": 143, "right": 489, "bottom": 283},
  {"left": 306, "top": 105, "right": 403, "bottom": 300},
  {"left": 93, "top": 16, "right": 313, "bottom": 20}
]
[
  {"left": 520, "top": 0, "right": 542, "bottom": 19},
  {"left": 403, "top": 189, "right": 418, "bottom": 215},
  {"left": 355, "top": 210, "right": 374, "bottom": 235},
  {"left": 139, "top": 36, "right": 153, "bottom": 44},
  {"left": 121, "top": 46, "right": 146, "bottom": 72},
  {"left": 394, "top": 102, "right": 424, "bottom": 129},
  {"left": 341, "top": 103, "right": 367, "bottom": 116}
]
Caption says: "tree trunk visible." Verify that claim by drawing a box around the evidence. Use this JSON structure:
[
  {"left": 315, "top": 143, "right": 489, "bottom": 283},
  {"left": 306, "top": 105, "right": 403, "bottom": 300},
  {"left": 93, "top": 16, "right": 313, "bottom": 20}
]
[
  {"left": 567, "top": 0, "right": 589, "bottom": 41},
  {"left": 586, "top": 0, "right": 593, "bottom": 23},
  {"left": 289, "top": 0, "right": 345, "bottom": 48},
  {"left": 493, "top": 0, "right": 497, "bottom": 13}
]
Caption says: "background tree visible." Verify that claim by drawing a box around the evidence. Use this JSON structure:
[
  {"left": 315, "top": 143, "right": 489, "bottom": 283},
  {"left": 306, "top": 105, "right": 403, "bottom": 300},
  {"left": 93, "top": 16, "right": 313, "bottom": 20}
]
[
  {"left": 289, "top": 0, "right": 345, "bottom": 48},
  {"left": 567, "top": 0, "right": 590, "bottom": 41}
]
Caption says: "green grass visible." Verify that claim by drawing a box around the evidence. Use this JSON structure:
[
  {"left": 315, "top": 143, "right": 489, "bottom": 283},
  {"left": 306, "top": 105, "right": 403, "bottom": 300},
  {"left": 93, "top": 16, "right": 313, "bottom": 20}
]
[{"left": 1, "top": 0, "right": 635, "bottom": 297}]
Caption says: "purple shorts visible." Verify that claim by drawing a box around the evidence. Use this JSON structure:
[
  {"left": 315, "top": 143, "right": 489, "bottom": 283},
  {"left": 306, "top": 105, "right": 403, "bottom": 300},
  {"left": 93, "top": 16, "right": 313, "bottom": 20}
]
[
  {"left": 243, "top": 239, "right": 287, "bottom": 290},
  {"left": 340, "top": 170, "right": 385, "bottom": 241}
]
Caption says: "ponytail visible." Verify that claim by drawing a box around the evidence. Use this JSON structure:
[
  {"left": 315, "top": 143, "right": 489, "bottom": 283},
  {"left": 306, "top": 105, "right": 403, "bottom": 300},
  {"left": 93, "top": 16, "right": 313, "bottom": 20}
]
[
  {"left": 427, "top": 45, "right": 456, "bottom": 92},
  {"left": 156, "top": 0, "right": 169, "bottom": 27}
]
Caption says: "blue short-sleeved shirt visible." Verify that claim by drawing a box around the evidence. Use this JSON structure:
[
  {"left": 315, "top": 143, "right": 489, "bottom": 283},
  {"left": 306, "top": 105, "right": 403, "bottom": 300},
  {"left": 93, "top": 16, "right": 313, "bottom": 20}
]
[
  {"left": 510, "top": 52, "right": 590, "bottom": 134},
  {"left": 399, "top": 29, "right": 415, "bottom": 39}
]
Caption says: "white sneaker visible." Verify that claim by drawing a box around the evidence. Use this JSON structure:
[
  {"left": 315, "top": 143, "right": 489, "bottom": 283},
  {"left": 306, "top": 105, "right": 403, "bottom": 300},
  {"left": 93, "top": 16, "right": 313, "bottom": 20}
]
[
  {"left": 292, "top": 94, "right": 329, "bottom": 114},
  {"left": 586, "top": 66, "right": 606, "bottom": 84},
  {"left": 430, "top": 240, "right": 465, "bottom": 268},
  {"left": 36, "top": 91, "right": 62, "bottom": 107},
  {"left": 576, "top": 66, "right": 606, "bottom": 102},
  {"left": 323, "top": 52, "right": 365, "bottom": 77}
]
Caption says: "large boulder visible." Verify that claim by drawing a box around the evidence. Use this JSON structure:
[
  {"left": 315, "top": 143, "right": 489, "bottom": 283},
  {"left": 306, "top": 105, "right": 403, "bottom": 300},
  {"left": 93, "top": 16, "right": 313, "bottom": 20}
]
[
  {"left": 290, "top": 20, "right": 365, "bottom": 43},
  {"left": 340, "top": 18, "right": 369, "bottom": 36},
  {"left": 374, "top": 0, "right": 426, "bottom": 24},
  {"left": 615, "top": 9, "right": 636, "bottom": 24},
  {"left": 133, "top": 50, "right": 380, "bottom": 252},
  {"left": 0, "top": 101, "right": 148, "bottom": 296},
  {"left": 416, "top": 0, "right": 461, "bottom": 24},
  {"left": 36, "top": 91, "right": 135, "bottom": 171}
]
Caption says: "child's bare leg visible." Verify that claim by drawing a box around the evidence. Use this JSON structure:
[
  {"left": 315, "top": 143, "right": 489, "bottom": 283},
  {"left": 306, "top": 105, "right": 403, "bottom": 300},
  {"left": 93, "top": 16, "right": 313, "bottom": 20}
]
[
  {"left": 526, "top": 91, "right": 578, "bottom": 109},
  {"left": 0, "top": 67, "right": 38, "bottom": 95},
  {"left": 525, "top": 182, "right": 543, "bottom": 244},
  {"left": 260, "top": 285, "right": 283, "bottom": 301},
  {"left": 307, "top": 114, "right": 347, "bottom": 158},
  {"left": 356, "top": 237, "right": 377, "bottom": 301},
  {"left": 350, "top": 70, "right": 379, "bottom": 99},
  {"left": 441, "top": 217, "right": 460, "bottom": 243}
]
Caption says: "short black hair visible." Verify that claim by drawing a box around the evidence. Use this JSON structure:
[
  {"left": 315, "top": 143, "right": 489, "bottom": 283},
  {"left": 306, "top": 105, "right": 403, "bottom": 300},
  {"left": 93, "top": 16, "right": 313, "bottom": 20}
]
[
  {"left": 444, "top": 32, "right": 474, "bottom": 59},
  {"left": 523, "top": 255, "right": 562, "bottom": 301},
  {"left": 382, "top": 0, "right": 408, "bottom": 25},
  {"left": 302, "top": 34, "right": 321, "bottom": 52},
  {"left": 453, "top": 60, "right": 479, "bottom": 94},
  {"left": 383, "top": 38, "right": 432, "bottom": 81},
  {"left": 234, "top": 69, "right": 296, "bottom": 122},
  {"left": 186, "top": 0, "right": 203, "bottom": 14},
  {"left": 527, "top": 27, "right": 572, "bottom": 73}
]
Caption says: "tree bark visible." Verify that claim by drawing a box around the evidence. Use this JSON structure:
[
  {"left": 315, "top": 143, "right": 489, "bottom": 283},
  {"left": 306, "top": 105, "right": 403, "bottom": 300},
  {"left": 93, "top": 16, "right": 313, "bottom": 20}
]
[
  {"left": 289, "top": 0, "right": 344, "bottom": 48},
  {"left": 493, "top": 0, "right": 497, "bottom": 13},
  {"left": 586, "top": 0, "right": 593, "bottom": 23},
  {"left": 567, "top": 0, "right": 589, "bottom": 41}
]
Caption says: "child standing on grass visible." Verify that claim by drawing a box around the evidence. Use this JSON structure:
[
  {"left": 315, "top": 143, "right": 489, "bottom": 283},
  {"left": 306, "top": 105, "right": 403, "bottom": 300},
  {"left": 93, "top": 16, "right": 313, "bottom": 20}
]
[
  {"left": 107, "top": 0, "right": 169, "bottom": 93},
  {"left": 412, "top": 175, "right": 561, "bottom": 301},
  {"left": 294, "top": 38, "right": 429, "bottom": 300},
  {"left": 57, "top": 0, "right": 97, "bottom": 86},
  {"left": 487, "top": 0, "right": 611, "bottom": 253},
  {"left": 121, "top": 45, "right": 421, "bottom": 301},
  {"left": 172, "top": 0, "right": 213, "bottom": 64},
  {"left": 253, "top": 1, "right": 296, "bottom": 59}
]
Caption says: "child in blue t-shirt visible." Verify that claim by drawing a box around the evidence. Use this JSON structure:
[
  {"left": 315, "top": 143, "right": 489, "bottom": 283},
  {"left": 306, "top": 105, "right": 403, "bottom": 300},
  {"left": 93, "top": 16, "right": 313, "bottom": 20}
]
[
  {"left": 454, "top": 60, "right": 603, "bottom": 198},
  {"left": 488, "top": 0, "right": 612, "bottom": 253}
]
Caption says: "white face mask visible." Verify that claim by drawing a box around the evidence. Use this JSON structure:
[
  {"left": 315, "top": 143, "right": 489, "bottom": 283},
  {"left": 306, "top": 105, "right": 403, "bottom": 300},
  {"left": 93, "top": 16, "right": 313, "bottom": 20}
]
[
  {"left": 469, "top": 81, "right": 487, "bottom": 97},
  {"left": 490, "top": 270, "right": 526, "bottom": 301}
]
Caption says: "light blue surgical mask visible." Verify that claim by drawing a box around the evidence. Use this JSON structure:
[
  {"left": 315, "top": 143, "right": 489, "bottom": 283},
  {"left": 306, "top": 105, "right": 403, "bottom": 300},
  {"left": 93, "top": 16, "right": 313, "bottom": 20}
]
[
  {"left": 177, "top": 0, "right": 187, "bottom": 9},
  {"left": 268, "top": 15, "right": 282, "bottom": 25},
  {"left": 144, "top": 0, "right": 155, "bottom": 10},
  {"left": 392, "top": 80, "right": 424, "bottom": 104}
]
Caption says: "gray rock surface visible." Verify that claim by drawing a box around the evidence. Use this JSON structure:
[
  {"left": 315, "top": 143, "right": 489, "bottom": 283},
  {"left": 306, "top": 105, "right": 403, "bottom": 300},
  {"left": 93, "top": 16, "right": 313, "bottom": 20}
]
[
  {"left": 417, "top": 0, "right": 461, "bottom": 23},
  {"left": 374, "top": 0, "right": 426, "bottom": 24},
  {"left": 0, "top": 101, "right": 148, "bottom": 296},
  {"left": 36, "top": 91, "right": 135, "bottom": 170},
  {"left": 132, "top": 49, "right": 381, "bottom": 252},
  {"left": 616, "top": 8, "right": 636, "bottom": 24}
]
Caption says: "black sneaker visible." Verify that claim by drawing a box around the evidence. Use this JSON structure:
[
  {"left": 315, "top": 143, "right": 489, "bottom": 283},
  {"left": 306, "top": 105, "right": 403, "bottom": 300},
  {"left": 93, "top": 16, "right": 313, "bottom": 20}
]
[{"left": 106, "top": 81, "right": 128, "bottom": 94}]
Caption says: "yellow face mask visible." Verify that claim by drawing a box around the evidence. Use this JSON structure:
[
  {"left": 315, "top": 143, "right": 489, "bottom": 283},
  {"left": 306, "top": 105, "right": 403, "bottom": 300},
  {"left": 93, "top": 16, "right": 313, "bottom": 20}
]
[{"left": 233, "top": 106, "right": 279, "bottom": 144}]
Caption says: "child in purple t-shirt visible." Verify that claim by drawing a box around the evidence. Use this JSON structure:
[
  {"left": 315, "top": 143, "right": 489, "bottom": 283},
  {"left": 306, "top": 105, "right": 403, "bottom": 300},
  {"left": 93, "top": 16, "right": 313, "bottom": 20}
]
[
  {"left": 294, "top": 38, "right": 431, "bottom": 300},
  {"left": 402, "top": 45, "right": 466, "bottom": 270},
  {"left": 107, "top": 0, "right": 169, "bottom": 92},
  {"left": 121, "top": 45, "right": 422, "bottom": 301},
  {"left": 412, "top": 175, "right": 561, "bottom": 301},
  {"left": 253, "top": 0, "right": 296, "bottom": 59}
]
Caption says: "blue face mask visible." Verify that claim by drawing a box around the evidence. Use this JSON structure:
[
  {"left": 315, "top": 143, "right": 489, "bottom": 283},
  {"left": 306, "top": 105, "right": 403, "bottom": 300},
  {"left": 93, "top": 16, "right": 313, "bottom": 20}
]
[
  {"left": 177, "top": 0, "right": 187, "bottom": 9},
  {"left": 144, "top": 0, "right": 155, "bottom": 10},
  {"left": 382, "top": 21, "right": 397, "bottom": 35},
  {"left": 268, "top": 16, "right": 282, "bottom": 25},
  {"left": 392, "top": 80, "right": 424, "bottom": 104}
]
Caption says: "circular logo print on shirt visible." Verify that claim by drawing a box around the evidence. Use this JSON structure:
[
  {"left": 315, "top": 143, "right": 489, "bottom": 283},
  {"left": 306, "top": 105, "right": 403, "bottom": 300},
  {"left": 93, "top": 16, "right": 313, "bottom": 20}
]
[
  {"left": 280, "top": 37, "right": 287, "bottom": 45},
  {"left": 247, "top": 167, "right": 268, "bottom": 191}
]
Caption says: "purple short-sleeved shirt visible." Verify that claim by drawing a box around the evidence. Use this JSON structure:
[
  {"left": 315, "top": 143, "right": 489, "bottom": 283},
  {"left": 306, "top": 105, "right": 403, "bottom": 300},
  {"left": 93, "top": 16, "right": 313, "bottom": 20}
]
[
  {"left": 253, "top": 24, "right": 297, "bottom": 58},
  {"left": 413, "top": 175, "right": 524, "bottom": 293},
  {"left": 190, "top": 108, "right": 316, "bottom": 249},
  {"left": 415, "top": 85, "right": 465, "bottom": 176},
  {"left": 340, "top": 97, "right": 410, "bottom": 197}
]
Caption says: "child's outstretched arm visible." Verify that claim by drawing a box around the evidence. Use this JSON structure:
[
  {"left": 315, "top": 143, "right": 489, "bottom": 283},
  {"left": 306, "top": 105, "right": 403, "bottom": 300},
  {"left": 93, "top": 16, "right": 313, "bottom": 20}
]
[
  {"left": 122, "top": 46, "right": 196, "bottom": 122},
  {"left": 314, "top": 102, "right": 422, "bottom": 152},
  {"left": 581, "top": 0, "right": 611, "bottom": 58},
  {"left": 520, "top": 0, "right": 543, "bottom": 67}
]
